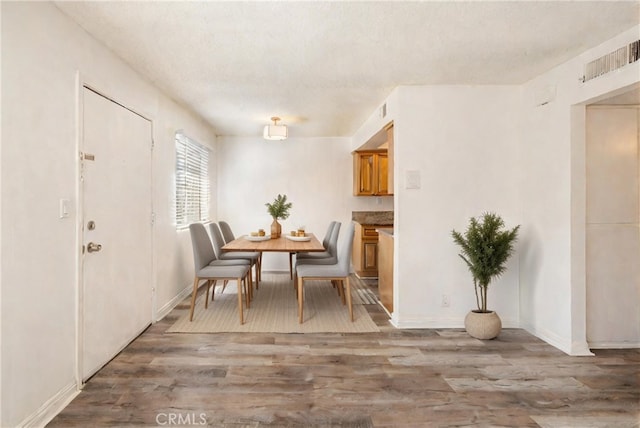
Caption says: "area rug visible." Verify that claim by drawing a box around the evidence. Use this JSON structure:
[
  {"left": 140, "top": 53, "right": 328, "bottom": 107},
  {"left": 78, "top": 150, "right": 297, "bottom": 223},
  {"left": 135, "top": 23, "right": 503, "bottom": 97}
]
[{"left": 167, "top": 273, "right": 380, "bottom": 333}]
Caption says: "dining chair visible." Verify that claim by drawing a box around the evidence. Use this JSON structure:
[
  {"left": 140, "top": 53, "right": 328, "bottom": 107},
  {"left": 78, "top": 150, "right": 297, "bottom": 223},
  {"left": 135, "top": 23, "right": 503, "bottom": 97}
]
[
  {"left": 188, "top": 223, "right": 250, "bottom": 324},
  {"left": 209, "top": 222, "right": 260, "bottom": 289},
  {"left": 295, "top": 221, "right": 355, "bottom": 324},
  {"left": 296, "top": 221, "right": 341, "bottom": 264},
  {"left": 289, "top": 221, "right": 338, "bottom": 279},
  {"left": 218, "top": 220, "right": 236, "bottom": 244},
  {"left": 219, "top": 220, "right": 262, "bottom": 283}
]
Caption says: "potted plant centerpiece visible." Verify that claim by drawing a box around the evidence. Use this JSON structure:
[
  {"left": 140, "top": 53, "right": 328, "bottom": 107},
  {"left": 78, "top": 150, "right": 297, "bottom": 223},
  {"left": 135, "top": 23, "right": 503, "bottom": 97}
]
[
  {"left": 265, "top": 194, "right": 292, "bottom": 238},
  {"left": 451, "top": 212, "right": 520, "bottom": 339}
]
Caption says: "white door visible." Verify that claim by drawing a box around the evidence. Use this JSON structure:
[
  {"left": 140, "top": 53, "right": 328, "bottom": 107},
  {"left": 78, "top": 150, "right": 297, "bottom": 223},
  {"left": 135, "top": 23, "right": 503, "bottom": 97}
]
[{"left": 81, "top": 87, "right": 153, "bottom": 381}]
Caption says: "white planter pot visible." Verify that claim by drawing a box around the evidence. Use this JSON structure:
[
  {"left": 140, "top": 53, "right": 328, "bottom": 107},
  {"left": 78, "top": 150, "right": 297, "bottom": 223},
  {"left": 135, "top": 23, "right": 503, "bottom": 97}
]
[{"left": 464, "top": 310, "right": 502, "bottom": 340}]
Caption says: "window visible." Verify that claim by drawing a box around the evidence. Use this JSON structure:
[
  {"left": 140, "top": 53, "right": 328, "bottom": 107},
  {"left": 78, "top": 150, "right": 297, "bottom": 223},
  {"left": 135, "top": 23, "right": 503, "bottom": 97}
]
[{"left": 175, "top": 131, "right": 210, "bottom": 228}]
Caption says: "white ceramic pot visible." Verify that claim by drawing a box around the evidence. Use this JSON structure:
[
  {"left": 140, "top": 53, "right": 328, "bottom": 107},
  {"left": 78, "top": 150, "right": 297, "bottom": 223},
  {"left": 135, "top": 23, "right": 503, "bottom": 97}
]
[{"left": 464, "top": 310, "right": 502, "bottom": 340}]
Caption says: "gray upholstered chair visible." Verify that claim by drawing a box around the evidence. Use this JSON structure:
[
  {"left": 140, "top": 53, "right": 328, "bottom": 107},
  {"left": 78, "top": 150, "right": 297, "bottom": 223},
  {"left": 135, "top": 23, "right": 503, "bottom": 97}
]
[
  {"left": 288, "top": 221, "right": 339, "bottom": 279},
  {"left": 296, "top": 221, "right": 341, "bottom": 265},
  {"left": 295, "top": 221, "right": 355, "bottom": 324},
  {"left": 219, "top": 220, "right": 262, "bottom": 282},
  {"left": 209, "top": 222, "right": 260, "bottom": 289},
  {"left": 218, "top": 220, "right": 236, "bottom": 244},
  {"left": 188, "top": 223, "right": 250, "bottom": 323}
]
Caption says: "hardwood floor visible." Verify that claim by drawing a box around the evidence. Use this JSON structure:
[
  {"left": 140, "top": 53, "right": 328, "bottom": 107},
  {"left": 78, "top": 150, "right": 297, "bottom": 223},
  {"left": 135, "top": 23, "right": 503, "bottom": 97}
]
[{"left": 49, "top": 277, "right": 639, "bottom": 427}]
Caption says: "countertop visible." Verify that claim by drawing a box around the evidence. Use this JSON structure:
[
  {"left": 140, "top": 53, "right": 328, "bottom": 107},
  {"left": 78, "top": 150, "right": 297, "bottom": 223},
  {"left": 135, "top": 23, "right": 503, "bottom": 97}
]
[
  {"left": 377, "top": 228, "right": 394, "bottom": 237},
  {"left": 351, "top": 211, "right": 394, "bottom": 226}
]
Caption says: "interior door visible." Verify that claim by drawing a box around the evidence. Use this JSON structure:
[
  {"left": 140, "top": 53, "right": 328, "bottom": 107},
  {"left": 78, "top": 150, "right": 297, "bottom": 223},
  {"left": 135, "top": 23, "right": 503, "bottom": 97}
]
[{"left": 81, "top": 87, "right": 152, "bottom": 381}]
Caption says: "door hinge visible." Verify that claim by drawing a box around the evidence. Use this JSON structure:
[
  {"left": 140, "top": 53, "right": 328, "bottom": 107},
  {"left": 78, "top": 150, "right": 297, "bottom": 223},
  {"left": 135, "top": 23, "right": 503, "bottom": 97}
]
[
  {"left": 151, "top": 212, "right": 156, "bottom": 226},
  {"left": 151, "top": 139, "right": 155, "bottom": 150}
]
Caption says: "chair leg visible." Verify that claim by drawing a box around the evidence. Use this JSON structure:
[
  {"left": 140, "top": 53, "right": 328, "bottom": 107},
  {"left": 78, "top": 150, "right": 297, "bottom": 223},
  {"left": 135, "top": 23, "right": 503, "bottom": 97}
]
[
  {"left": 254, "top": 260, "right": 260, "bottom": 290},
  {"left": 344, "top": 276, "right": 353, "bottom": 321},
  {"left": 205, "top": 280, "right": 211, "bottom": 309},
  {"left": 336, "top": 279, "right": 346, "bottom": 304},
  {"left": 189, "top": 277, "right": 200, "bottom": 322},
  {"left": 289, "top": 252, "right": 294, "bottom": 279},
  {"left": 297, "top": 276, "right": 304, "bottom": 323},
  {"left": 211, "top": 279, "right": 217, "bottom": 301},
  {"left": 258, "top": 252, "right": 263, "bottom": 283},
  {"left": 246, "top": 270, "right": 252, "bottom": 307},
  {"left": 236, "top": 277, "right": 244, "bottom": 324}
]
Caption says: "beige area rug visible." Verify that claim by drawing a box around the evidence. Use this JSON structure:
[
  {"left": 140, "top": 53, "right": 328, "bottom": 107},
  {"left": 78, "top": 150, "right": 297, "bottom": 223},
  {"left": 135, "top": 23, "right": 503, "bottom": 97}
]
[{"left": 167, "top": 273, "right": 380, "bottom": 333}]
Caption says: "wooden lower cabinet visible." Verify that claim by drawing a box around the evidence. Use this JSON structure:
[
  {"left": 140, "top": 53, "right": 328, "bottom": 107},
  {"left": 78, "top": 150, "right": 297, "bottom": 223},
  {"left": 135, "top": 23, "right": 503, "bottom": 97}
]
[
  {"left": 352, "top": 223, "right": 392, "bottom": 278},
  {"left": 377, "top": 230, "right": 393, "bottom": 313}
]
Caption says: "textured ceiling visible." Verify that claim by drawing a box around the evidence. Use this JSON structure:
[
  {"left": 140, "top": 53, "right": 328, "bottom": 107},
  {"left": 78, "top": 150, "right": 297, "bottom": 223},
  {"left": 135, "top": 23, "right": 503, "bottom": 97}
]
[{"left": 54, "top": 1, "right": 640, "bottom": 138}]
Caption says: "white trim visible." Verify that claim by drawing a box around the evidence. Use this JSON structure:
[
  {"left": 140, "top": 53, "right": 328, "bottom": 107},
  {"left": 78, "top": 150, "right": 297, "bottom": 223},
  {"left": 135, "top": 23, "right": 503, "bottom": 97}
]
[
  {"left": 19, "top": 382, "right": 79, "bottom": 428},
  {"left": 589, "top": 341, "right": 640, "bottom": 349},
  {"left": 570, "top": 341, "right": 596, "bottom": 356},
  {"left": 155, "top": 283, "right": 192, "bottom": 321},
  {"left": 522, "top": 323, "right": 595, "bottom": 356},
  {"left": 390, "top": 314, "right": 519, "bottom": 329}
]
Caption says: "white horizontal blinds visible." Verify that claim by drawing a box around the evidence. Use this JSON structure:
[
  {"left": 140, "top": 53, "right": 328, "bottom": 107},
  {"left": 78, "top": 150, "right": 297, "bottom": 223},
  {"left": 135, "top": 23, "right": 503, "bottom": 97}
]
[{"left": 175, "top": 132, "right": 210, "bottom": 228}]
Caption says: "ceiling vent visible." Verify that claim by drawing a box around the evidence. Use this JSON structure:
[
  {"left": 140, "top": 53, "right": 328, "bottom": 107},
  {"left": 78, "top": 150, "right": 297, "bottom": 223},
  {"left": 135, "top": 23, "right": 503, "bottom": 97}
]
[{"left": 582, "top": 39, "right": 640, "bottom": 83}]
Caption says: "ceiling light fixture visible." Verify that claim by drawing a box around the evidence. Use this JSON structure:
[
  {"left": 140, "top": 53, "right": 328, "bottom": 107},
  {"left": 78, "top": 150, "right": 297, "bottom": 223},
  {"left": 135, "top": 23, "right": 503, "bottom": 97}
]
[{"left": 263, "top": 116, "right": 288, "bottom": 141}]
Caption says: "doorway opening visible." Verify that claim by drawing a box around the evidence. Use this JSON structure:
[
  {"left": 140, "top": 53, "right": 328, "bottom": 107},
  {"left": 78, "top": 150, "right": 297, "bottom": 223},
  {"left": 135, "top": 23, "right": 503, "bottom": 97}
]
[{"left": 585, "top": 86, "right": 640, "bottom": 349}]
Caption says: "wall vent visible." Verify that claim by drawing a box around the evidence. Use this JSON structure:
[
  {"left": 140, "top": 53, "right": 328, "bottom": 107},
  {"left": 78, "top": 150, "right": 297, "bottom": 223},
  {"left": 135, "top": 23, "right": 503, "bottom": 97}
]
[{"left": 582, "top": 39, "right": 640, "bottom": 82}]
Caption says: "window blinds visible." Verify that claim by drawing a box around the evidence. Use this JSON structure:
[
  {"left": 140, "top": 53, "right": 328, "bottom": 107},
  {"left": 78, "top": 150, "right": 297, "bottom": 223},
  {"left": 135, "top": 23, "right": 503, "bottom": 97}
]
[{"left": 175, "top": 132, "right": 210, "bottom": 228}]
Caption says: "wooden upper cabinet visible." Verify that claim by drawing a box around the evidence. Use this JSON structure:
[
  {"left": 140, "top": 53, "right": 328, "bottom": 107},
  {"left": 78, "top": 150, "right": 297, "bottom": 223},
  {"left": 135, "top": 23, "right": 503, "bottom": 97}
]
[
  {"left": 386, "top": 123, "right": 394, "bottom": 194},
  {"left": 353, "top": 121, "right": 394, "bottom": 196},
  {"left": 353, "top": 150, "right": 392, "bottom": 196},
  {"left": 377, "top": 152, "right": 389, "bottom": 195}
]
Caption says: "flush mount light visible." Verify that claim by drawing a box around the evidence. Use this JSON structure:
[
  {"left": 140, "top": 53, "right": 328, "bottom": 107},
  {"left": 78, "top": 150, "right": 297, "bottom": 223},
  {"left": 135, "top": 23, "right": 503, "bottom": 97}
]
[{"left": 263, "top": 116, "right": 288, "bottom": 141}]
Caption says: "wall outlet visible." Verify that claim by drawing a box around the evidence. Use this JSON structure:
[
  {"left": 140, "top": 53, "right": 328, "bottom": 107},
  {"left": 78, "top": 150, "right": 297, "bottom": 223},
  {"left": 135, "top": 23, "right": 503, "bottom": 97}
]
[{"left": 441, "top": 294, "right": 450, "bottom": 307}]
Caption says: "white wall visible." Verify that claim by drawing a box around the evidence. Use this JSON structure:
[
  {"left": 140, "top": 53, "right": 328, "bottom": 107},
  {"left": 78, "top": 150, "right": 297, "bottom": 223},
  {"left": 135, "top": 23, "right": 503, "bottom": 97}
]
[
  {"left": 1, "top": 3, "right": 217, "bottom": 426},
  {"left": 519, "top": 25, "right": 640, "bottom": 355},
  {"left": 586, "top": 107, "right": 640, "bottom": 348},
  {"left": 216, "top": 136, "right": 391, "bottom": 271},
  {"left": 390, "top": 86, "right": 522, "bottom": 328}
]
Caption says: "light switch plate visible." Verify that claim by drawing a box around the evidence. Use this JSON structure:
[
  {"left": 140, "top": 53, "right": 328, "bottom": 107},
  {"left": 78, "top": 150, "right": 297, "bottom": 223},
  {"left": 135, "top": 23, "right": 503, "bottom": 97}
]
[
  {"left": 59, "top": 199, "right": 70, "bottom": 218},
  {"left": 405, "top": 170, "right": 421, "bottom": 189}
]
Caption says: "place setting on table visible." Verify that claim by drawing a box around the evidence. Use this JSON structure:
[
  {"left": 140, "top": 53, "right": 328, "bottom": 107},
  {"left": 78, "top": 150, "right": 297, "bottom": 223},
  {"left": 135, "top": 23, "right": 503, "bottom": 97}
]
[{"left": 222, "top": 227, "right": 325, "bottom": 252}]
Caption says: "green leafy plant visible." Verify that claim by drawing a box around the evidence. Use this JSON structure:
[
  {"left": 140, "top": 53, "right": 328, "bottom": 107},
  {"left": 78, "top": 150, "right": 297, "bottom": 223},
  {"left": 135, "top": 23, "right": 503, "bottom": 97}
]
[
  {"left": 265, "top": 194, "right": 292, "bottom": 220},
  {"left": 451, "top": 212, "right": 520, "bottom": 313}
]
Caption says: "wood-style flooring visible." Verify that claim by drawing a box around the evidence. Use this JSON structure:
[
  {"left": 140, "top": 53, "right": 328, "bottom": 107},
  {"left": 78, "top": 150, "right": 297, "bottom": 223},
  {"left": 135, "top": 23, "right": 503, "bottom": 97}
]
[{"left": 49, "top": 277, "right": 639, "bottom": 427}]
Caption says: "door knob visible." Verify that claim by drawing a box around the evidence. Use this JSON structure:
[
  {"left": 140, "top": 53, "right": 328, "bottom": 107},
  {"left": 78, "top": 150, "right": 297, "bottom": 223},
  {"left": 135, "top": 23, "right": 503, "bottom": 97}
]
[{"left": 87, "top": 242, "right": 102, "bottom": 253}]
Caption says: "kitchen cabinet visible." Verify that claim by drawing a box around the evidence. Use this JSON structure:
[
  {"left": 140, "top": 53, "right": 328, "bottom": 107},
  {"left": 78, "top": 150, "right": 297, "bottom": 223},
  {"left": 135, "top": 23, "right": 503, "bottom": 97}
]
[
  {"left": 386, "top": 123, "right": 394, "bottom": 194},
  {"left": 352, "top": 223, "right": 392, "bottom": 278},
  {"left": 378, "top": 229, "right": 393, "bottom": 313},
  {"left": 353, "top": 150, "right": 392, "bottom": 196}
]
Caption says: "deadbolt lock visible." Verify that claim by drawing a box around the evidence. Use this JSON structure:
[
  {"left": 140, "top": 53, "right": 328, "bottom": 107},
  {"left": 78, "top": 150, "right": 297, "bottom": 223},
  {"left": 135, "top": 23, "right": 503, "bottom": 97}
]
[{"left": 87, "top": 220, "right": 96, "bottom": 230}]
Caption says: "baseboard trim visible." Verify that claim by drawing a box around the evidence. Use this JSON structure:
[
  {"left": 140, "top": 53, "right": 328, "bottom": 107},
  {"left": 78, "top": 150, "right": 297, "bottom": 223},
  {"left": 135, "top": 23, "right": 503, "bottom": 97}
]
[
  {"left": 390, "top": 314, "right": 519, "bottom": 330},
  {"left": 589, "top": 341, "right": 640, "bottom": 349},
  {"left": 521, "top": 323, "right": 594, "bottom": 356},
  {"left": 19, "top": 381, "right": 79, "bottom": 428},
  {"left": 155, "top": 284, "right": 192, "bottom": 322}
]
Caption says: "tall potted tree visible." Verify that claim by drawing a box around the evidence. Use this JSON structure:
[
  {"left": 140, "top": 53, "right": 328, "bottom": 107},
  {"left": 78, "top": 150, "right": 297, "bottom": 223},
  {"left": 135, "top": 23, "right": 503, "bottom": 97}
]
[
  {"left": 265, "top": 194, "right": 292, "bottom": 238},
  {"left": 451, "top": 212, "right": 520, "bottom": 339}
]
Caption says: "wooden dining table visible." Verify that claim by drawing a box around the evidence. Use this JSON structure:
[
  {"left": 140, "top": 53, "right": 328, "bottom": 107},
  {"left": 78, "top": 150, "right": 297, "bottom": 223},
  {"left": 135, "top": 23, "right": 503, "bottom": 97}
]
[
  {"left": 222, "top": 233, "right": 326, "bottom": 283},
  {"left": 222, "top": 233, "right": 325, "bottom": 253}
]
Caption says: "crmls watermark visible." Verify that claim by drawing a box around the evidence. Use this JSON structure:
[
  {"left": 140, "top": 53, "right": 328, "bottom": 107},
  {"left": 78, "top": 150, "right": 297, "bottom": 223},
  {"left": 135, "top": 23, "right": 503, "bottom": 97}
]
[{"left": 155, "top": 412, "right": 207, "bottom": 426}]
